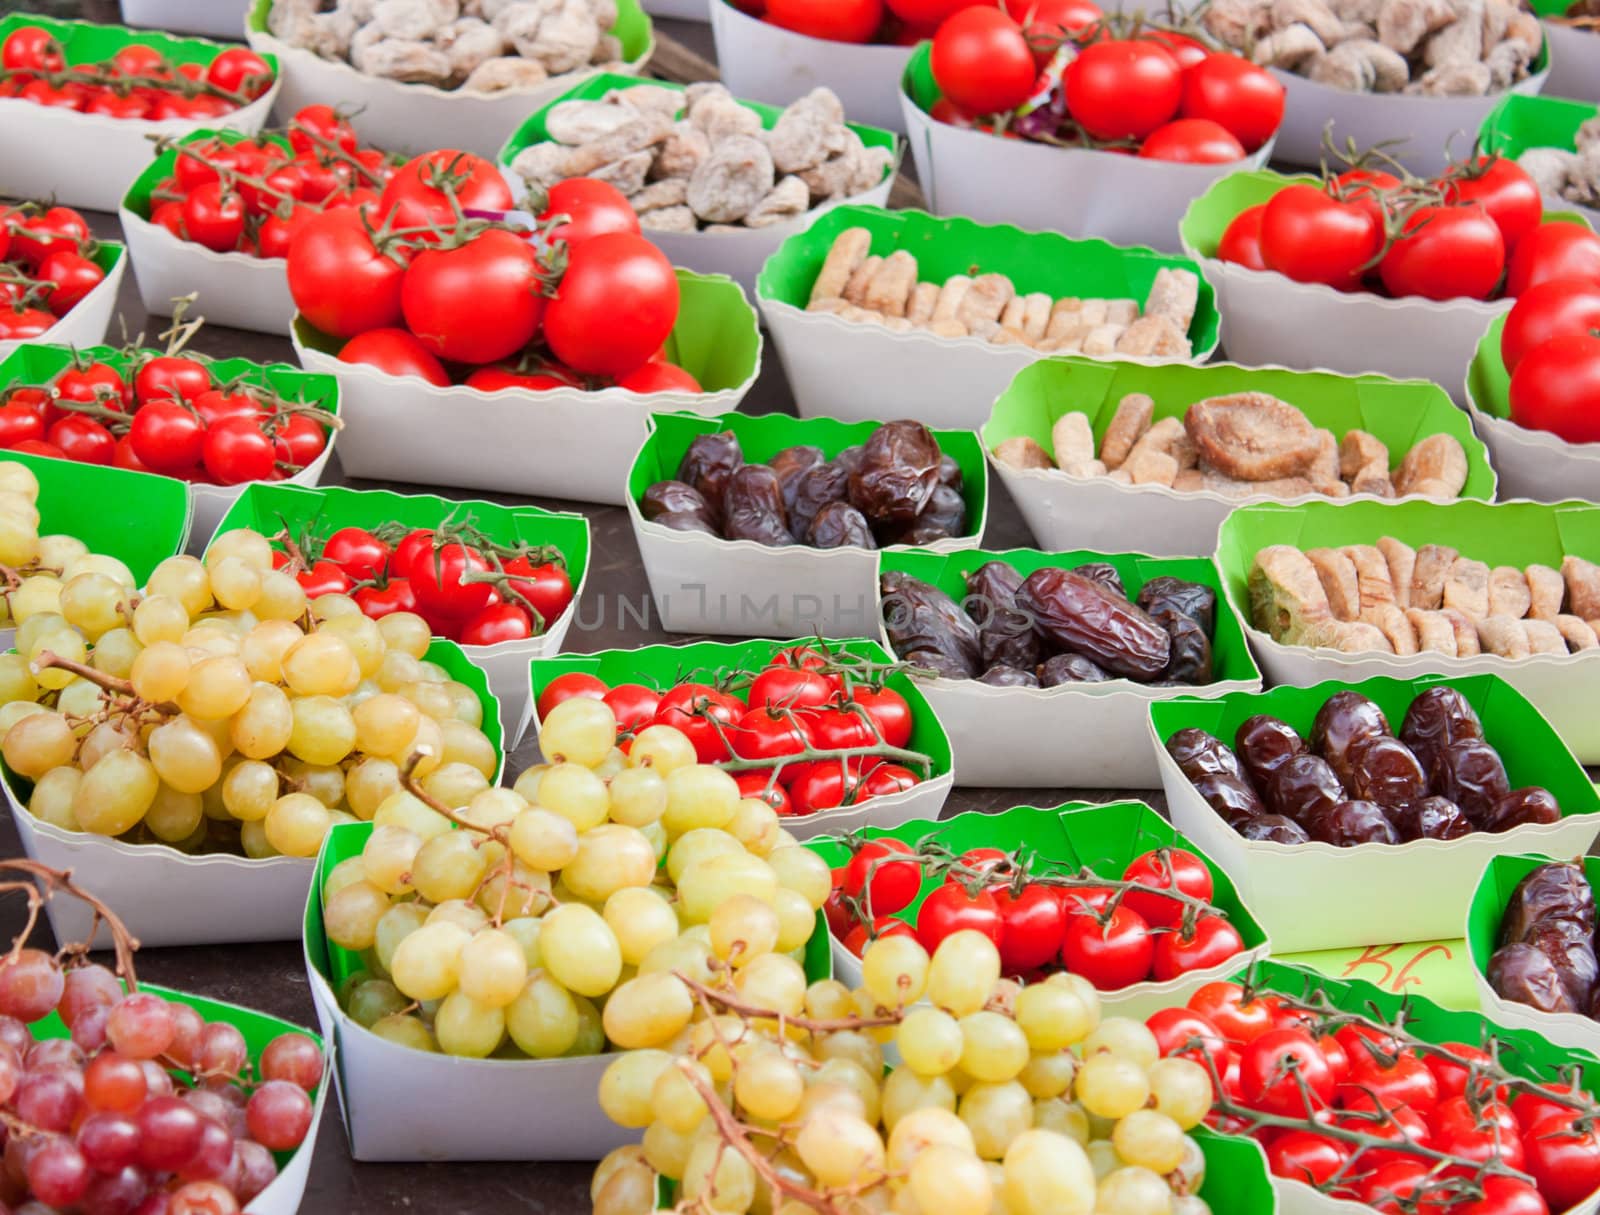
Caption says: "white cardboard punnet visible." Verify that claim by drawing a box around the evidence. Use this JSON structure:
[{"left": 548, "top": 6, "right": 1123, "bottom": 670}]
[
  {"left": 900, "top": 89, "right": 1274, "bottom": 254},
  {"left": 1151, "top": 718, "right": 1600, "bottom": 953},
  {"left": 245, "top": 24, "right": 652, "bottom": 160},
  {"left": 0, "top": 85, "right": 278, "bottom": 213},
  {"left": 119, "top": 0, "right": 251, "bottom": 39},
  {"left": 644, "top": 0, "right": 710, "bottom": 17},
  {"left": 1461, "top": 397, "right": 1600, "bottom": 505},
  {"left": 1472, "top": 952, "right": 1600, "bottom": 1057},
  {"left": 120, "top": 206, "right": 296, "bottom": 336},
  {"left": 290, "top": 320, "right": 756, "bottom": 506},
  {"left": 1268, "top": 66, "right": 1550, "bottom": 177},
  {"left": 710, "top": 0, "right": 915, "bottom": 134},
  {"left": 0, "top": 251, "right": 125, "bottom": 365},
  {"left": 1543, "top": 21, "right": 1600, "bottom": 103}
]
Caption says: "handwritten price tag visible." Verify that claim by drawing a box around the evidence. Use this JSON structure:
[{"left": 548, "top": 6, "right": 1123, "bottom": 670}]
[{"left": 1276, "top": 939, "right": 1480, "bottom": 1012}]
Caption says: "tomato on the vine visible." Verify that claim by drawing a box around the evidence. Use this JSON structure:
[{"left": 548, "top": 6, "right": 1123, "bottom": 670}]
[
  {"left": 201, "top": 416, "right": 275, "bottom": 484},
  {"left": 993, "top": 884, "right": 1067, "bottom": 973},
  {"left": 1259, "top": 184, "right": 1383, "bottom": 291},
  {"left": 1138, "top": 118, "right": 1245, "bottom": 164},
  {"left": 1429, "top": 1095, "right": 1524, "bottom": 1172},
  {"left": 844, "top": 916, "right": 917, "bottom": 957},
  {"left": 849, "top": 685, "right": 912, "bottom": 748},
  {"left": 1500, "top": 277, "right": 1600, "bottom": 372},
  {"left": 545, "top": 233, "right": 678, "bottom": 378},
  {"left": 1239, "top": 1029, "right": 1334, "bottom": 1117},
  {"left": 322, "top": 527, "right": 389, "bottom": 581},
  {"left": 1267, "top": 1131, "right": 1350, "bottom": 1188},
  {"left": 931, "top": 8, "right": 1036, "bottom": 116},
  {"left": 733, "top": 769, "right": 792, "bottom": 816},
  {"left": 205, "top": 47, "right": 273, "bottom": 97},
  {"left": 748, "top": 665, "right": 834, "bottom": 712},
  {"left": 1445, "top": 157, "right": 1542, "bottom": 254},
  {"left": 1151, "top": 916, "right": 1244, "bottom": 981},
  {"left": 539, "top": 177, "right": 640, "bottom": 245},
  {"left": 10, "top": 206, "right": 88, "bottom": 268},
  {"left": 536, "top": 672, "right": 606, "bottom": 720},
  {"left": 1509, "top": 334, "right": 1600, "bottom": 445},
  {"left": 1189, "top": 981, "right": 1276, "bottom": 1045},
  {"left": 2, "top": 27, "right": 64, "bottom": 73},
  {"left": 1066, "top": 40, "right": 1182, "bottom": 141},
  {"left": 502, "top": 556, "right": 573, "bottom": 624},
  {"left": 916, "top": 881, "right": 1002, "bottom": 953},
  {"left": 602, "top": 684, "right": 662, "bottom": 733},
  {"left": 34, "top": 251, "right": 105, "bottom": 313},
  {"left": 288, "top": 208, "right": 408, "bottom": 338},
  {"left": 1505, "top": 222, "right": 1600, "bottom": 296},
  {"left": 1121, "top": 848, "right": 1213, "bottom": 928},
  {"left": 1179, "top": 54, "right": 1284, "bottom": 153},
  {"left": 654, "top": 684, "right": 743, "bottom": 763},
  {"left": 400, "top": 229, "right": 545, "bottom": 365},
  {"left": 1378, "top": 202, "right": 1505, "bottom": 302},
  {"left": 337, "top": 329, "right": 449, "bottom": 386},
  {"left": 181, "top": 182, "right": 246, "bottom": 253},
  {"left": 47, "top": 416, "right": 115, "bottom": 466},
  {"left": 127, "top": 401, "right": 206, "bottom": 475},
  {"left": 1524, "top": 1114, "right": 1600, "bottom": 1212},
  {"left": 615, "top": 362, "right": 702, "bottom": 394},
  {"left": 353, "top": 579, "right": 418, "bottom": 621},
  {"left": 730, "top": 706, "right": 811, "bottom": 767},
  {"left": 1059, "top": 904, "right": 1153, "bottom": 990},
  {"left": 801, "top": 706, "right": 878, "bottom": 752},
  {"left": 459, "top": 602, "right": 534, "bottom": 646},
  {"left": 765, "top": 0, "right": 883, "bottom": 42},
  {"left": 1146, "top": 1007, "right": 1229, "bottom": 1072},
  {"left": 378, "top": 149, "right": 513, "bottom": 231},
  {"left": 402, "top": 541, "right": 495, "bottom": 622},
  {"left": 1219, "top": 203, "right": 1268, "bottom": 270},
  {"left": 841, "top": 839, "right": 922, "bottom": 916},
  {"left": 1338, "top": 1050, "right": 1439, "bottom": 1114}
]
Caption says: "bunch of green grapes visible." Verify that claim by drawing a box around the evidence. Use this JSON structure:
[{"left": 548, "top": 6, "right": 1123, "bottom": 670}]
[
  {"left": 0, "top": 513, "right": 497, "bottom": 862},
  {"left": 322, "top": 696, "right": 833, "bottom": 1063},
  {"left": 592, "top": 929, "right": 1217, "bottom": 1215}
]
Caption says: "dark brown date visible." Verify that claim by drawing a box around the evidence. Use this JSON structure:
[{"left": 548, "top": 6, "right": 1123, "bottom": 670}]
[
  {"left": 880, "top": 572, "right": 980, "bottom": 679},
  {"left": 1193, "top": 773, "right": 1267, "bottom": 824},
  {"left": 1310, "top": 691, "right": 1391, "bottom": 786},
  {"left": 806, "top": 502, "right": 875, "bottom": 550},
  {"left": 1238, "top": 814, "right": 1311, "bottom": 844},
  {"left": 1016, "top": 569, "right": 1170, "bottom": 680},
  {"left": 1481, "top": 787, "right": 1562, "bottom": 833},
  {"left": 938, "top": 454, "right": 963, "bottom": 490},
  {"left": 848, "top": 420, "right": 942, "bottom": 524},
  {"left": 1136, "top": 576, "right": 1217, "bottom": 634},
  {"left": 1400, "top": 686, "right": 1485, "bottom": 777},
  {"left": 1165, "top": 729, "right": 1248, "bottom": 784},
  {"left": 1074, "top": 563, "right": 1127, "bottom": 600},
  {"left": 1344, "top": 735, "right": 1427, "bottom": 810},
  {"left": 641, "top": 479, "right": 714, "bottom": 524},
  {"left": 1489, "top": 942, "right": 1581, "bottom": 1013},
  {"left": 903, "top": 649, "right": 978, "bottom": 679},
  {"left": 1525, "top": 923, "right": 1598, "bottom": 1007},
  {"left": 789, "top": 462, "right": 851, "bottom": 542},
  {"left": 721, "top": 466, "right": 792, "bottom": 546},
  {"left": 1039, "top": 653, "right": 1112, "bottom": 686},
  {"left": 1498, "top": 861, "right": 1594, "bottom": 945},
  {"left": 835, "top": 444, "right": 866, "bottom": 475},
  {"left": 1266, "top": 752, "right": 1346, "bottom": 823},
  {"left": 1150, "top": 606, "right": 1212, "bottom": 685},
  {"left": 978, "top": 664, "right": 1040, "bottom": 688},
  {"left": 1387, "top": 797, "right": 1472, "bottom": 842},
  {"left": 1302, "top": 799, "right": 1400, "bottom": 847},
  {"left": 767, "top": 445, "right": 826, "bottom": 511},
  {"left": 1431, "top": 738, "right": 1511, "bottom": 825},
  {"left": 1235, "top": 715, "right": 1307, "bottom": 791},
  {"left": 884, "top": 484, "right": 968, "bottom": 546},
  {"left": 676, "top": 431, "right": 743, "bottom": 513},
  {"left": 965, "top": 562, "right": 1040, "bottom": 671},
  {"left": 650, "top": 510, "right": 718, "bottom": 536}
]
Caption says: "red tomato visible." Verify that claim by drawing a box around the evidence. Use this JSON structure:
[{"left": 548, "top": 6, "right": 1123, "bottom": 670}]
[
  {"left": 1138, "top": 118, "right": 1245, "bottom": 163},
  {"left": 191, "top": 389, "right": 261, "bottom": 428},
  {"left": 730, "top": 706, "right": 811, "bottom": 767},
  {"left": 460, "top": 602, "right": 533, "bottom": 645},
  {"left": 464, "top": 366, "right": 575, "bottom": 392},
  {"left": 379, "top": 150, "right": 513, "bottom": 230},
  {"left": 289, "top": 104, "right": 358, "bottom": 156},
  {"left": 801, "top": 706, "right": 878, "bottom": 752},
  {"left": 202, "top": 417, "right": 275, "bottom": 484},
  {"left": 337, "top": 329, "right": 450, "bottom": 386},
  {"left": 931, "top": 8, "right": 1036, "bottom": 115},
  {"left": 10, "top": 439, "right": 64, "bottom": 459},
  {"left": 0, "top": 402, "right": 44, "bottom": 447},
  {"left": 1238, "top": 1029, "right": 1334, "bottom": 1117},
  {"left": 1512, "top": 1080, "right": 1588, "bottom": 1131},
  {"left": 127, "top": 401, "right": 206, "bottom": 475},
  {"left": 110, "top": 44, "right": 166, "bottom": 79},
  {"left": 402, "top": 541, "right": 495, "bottom": 621},
  {"left": 1523, "top": 1114, "right": 1600, "bottom": 1212},
  {"left": 322, "top": 527, "right": 389, "bottom": 581},
  {"left": 55, "top": 362, "right": 129, "bottom": 409},
  {"left": 1424, "top": 1042, "right": 1502, "bottom": 1103},
  {"left": 915, "top": 881, "right": 1002, "bottom": 953},
  {"left": 287, "top": 208, "right": 409, "bottom": 338},
  {"left": 1059, "top": 904, "right": 1154, "bottom": 990},
  {"left": 842, "top": 839, "right": 922, "bottom": 916},
  {"left": 1509, "top": 334, "right": 1600, "bottom": 444},
  {"left": 111, "top": 436, "right": 149, "bottom": 472},
  {"left": 10, "top": 206, "right": 88, "bottom": 268},
  {"left": 654, "top": 684, "right": 743, "bottom": 763},
  {"left": 2, "top": 27, "right": 64, "bottom": 73},
  {"left": 1066, "top": 40, "right": 1182, "bottom": 140},
  {"left": 1428, "top": 1177, "right": 1549, "bottom": 1215},
  {"left": 1500, "top": 277, "right": 1600, "bottom": 373},
  {"left": 1379, "top": 202, "right": 1505, "bottom": 302},
  {"left": 993, "top": 884, "right": 1067, "bottom": 973},
  {"left": 1267, "top": 1131, "right": 1350, "bottom": 1188},
  {"left": 1179, "top": 54, "right": 1285, "bottom": 153},
  {"left": 545, "top": 233, "right": 678, "bottom": 378},
  {"left": 602, "top": 684, "right": 662, "bottom": 732},
  {"left": 615, "top": 361, "right": 703, "bottom": 393},
  {"left": 789, "top": 759, "right": 862, "bottom": 813},
  {"left": 894, "top": 0, "right": 977, "bottom": 25},
  {"left": 47, "top": 416, "right": 115, "bottom": 465},
  {"left": 1260, "top": 184, "right": 1383, "bottom": 290},
  {"left": 1188, "top": 981, "right": 1276, "bottom": 1045},
  {"left": 848, "top": 685, "right": 913, "bottom": 748},
  {"left": 860, "top": 762, "right": 917, "bottom": 798},
  {"left": 1151, "top": 917, "right": 1244, "bottom": 981},
  {"left": 34, "top": 251, "right": 105, "bottom": 313},
  {"left": 1446, "top": 156, "right": 1543, "bottom": 254},
  {"left": 205, "top": 47, "right": 273, "bottom": 98},
  {"left": 133, "top": 356, "right": 210, "bottom": 406},
  {"left": 540, "top": 177, "right": 641, "bottom": 246},
  {"left": 734, "top": 769, "right": 792, "bottom": 816},
  {"left": 295, "top": 559, "right": 352, "bottom": 598},
  {"left": 1339, "top": 1051, "right": 1439, "bottom": 1115},
  {"left": 1219, "top": 202, "right": 1269, "bottom": 270},
  {"left": 1316, "top": 1033, "right": 1350, "bottom": 1084},
  {"left": 765, "top": 0, "right": 884, "bottom": 42},
  {"left": 1120, "top": 848, "right": 1214, "bottom": 928},
  {"left": 181, "top": 182, "right": 247, "bottom": 253},
  {"left": 353, "top": 579, "right": 418, "bottom": 621},
  {"left": 748, "top": 665, "right": 834, "bottom": 712},
  {"left": 1361, "top": 1160, "right": 1431, "bottom": 1213},
  {"left": 0, "top": 308, "right": 55, "bottom": 342},
  {"left": 501, "top": 556, "right": 572, "bottom": 624},
  {"left": 1141, "top": 28, "right": 1208, "bottom": 69},
  {"left": 1147, "top": 1007, "right": 1229, "bottom": 1072},
  {"left": 843, "top": 916, "right": 917, "bottom": 956},
  {"left": 1506, "top": 222, "right": 1600, "bottom": 297},
  {"left": 400, "top": 229, "right": 545, "bottom": 365},
  {"left": 960, "top": 847, "right": 1010, "bottom": 877},
  {"left": 535, "top": 672, "right": 606, "bottom": 720},
  {"left": 151, "top": 201, "right": 186, "bottom": 239},
  {"left": 1429, "top": 1095, "right": 1523, "bottom": 1172}
]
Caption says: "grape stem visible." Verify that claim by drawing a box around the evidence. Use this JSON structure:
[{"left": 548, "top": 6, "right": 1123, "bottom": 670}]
[
  {"left": 29, "top": 651, "right": 180, "bottom": 716},
  {"left": 673, "top": 971, "right": 905, "bottom": 1035},
  {"left": 0, "top": 857, "right": 141, "bottom": 991}
]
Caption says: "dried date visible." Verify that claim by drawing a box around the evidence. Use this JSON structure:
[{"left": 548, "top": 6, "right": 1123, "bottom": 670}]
[
  {"left": 721, "top": 466, "right": 793, "bottom": 546},
  {"left": 767, "top": 445, "right": 826, "bottom": 511},
  {"left": 1266, "top": 752, "right": 1346, "bottom": 823},
  {"left": 1310, "top": 691, "right": 1391, "bottom": 786},
  {"left": 1136, "top": 576, "right": 1216, "bottom": 634},
  {"left": 1150, "top": 606, "right": 1213, "bottom": 685},
  {"left": 1400, "top": 686, "right": 1485, "bottom": 777},
  {"left": 1238, "top": 814, "right": 1312, "bottom": 844},
  {"left": 1344, "top": 735, "right": 1427, "bottom": 810},
  {"left": 1489, "top": 942, "right": 1581, "bottom": 1014},
  {"left": 1039, "top": 653, "right": 1113, "bottom": 686},
  {"left": 807, "top": 501, "right": 875, "bottom": 549},
  {"left": 1016, "top": 568, "right": 1171, "bottom": 681},
  {"left": 789, "top": 462, "right": 850, "bottom": 542},
  {"left": 965, "top": 562, "right": 1041, "bottom": 671},
  {"left": 1481, "top": 787, "right": 1562, "bottom": 833},
  {"left": 1235, "top": 715, "right": 1307, "bottom": 790},
  {"left": 1302, "top": 799, "right": 1400, "bottom": 847},
  {"left": 1431, "top": 738, "right": 1511, "bottom": 825},
  {"left": 979, "top": 664, "right": 1040, "bottom": 688},
  {"left": 641, "top": 479, "right": 714, "bottom": 525},
  {"left": 1524, "top": 923, "right": 1598, "bottom": 1008},
  {"left": 677, "top": 431, "right": 744, "bottom": 512},
  {"left": 880, "top": 571, "right": 981, "bottom": 678},
  {"left": 1166, "top": 728, "right": 1248, "bottom": 784},
  {"left": 938, "top": 453, "right": 963, "bottom": 490},
  {"left": 1498, "top": 861, "right": 1594, "bottom": 945},
  {"left": 1193, "top": 772, "right": 1267, "bottom": 824},
  {"left": 848, "top": 419, "right": 943, "bottom": 524},
  {"left": 651, "top": 510, "right": 718, "bottom": 535},
  {"left": 1075, "top": 563, "right": 1127, "bottom": 601},
  {"left": 1388, "top": 797, "right": 1472, "bottom": 842}
]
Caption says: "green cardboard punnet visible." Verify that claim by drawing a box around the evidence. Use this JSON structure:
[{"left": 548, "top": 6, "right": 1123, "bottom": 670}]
[
  {"left": 757, "top": 204, "right": 1222, "bottom": 357},
  {"left": 985, "top": 355, "right": 1498, "bottom": 501},
  {"left": 1480, "top": 92, "right": 1600, "bottom": 171},
  {"left": 293, "top": 268, "right": 759, "bottom": 396},
  {"left": 0, "top": 446, "right": 190, "bottom": 585},
  {"left": 629, "top": 410, "right": 987, "bottom": 538}
]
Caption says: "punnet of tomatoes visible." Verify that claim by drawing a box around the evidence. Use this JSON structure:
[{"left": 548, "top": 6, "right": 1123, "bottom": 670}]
[
  {"left": 0, "top": 201, "right": 118, "bottom": 344},
  {"left": 286, "top": 147, "right": 706, "bottom": 396},
  {"left": 918, "top": 5, "right": 1284, "bottom": 162},
  {"left": 808, "top": 802, "right": 1269, "bottom": 1006},
  {"left": 1156, "top": 960, "right": 1600, "bottom": 1215},
  {"left": 531, "top": 638, "right": 953, "bottom": 832}
]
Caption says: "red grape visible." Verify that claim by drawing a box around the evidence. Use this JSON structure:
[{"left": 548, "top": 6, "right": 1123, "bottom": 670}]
[
  {"left": 106, "top": 994, "right": 176, "bottom": 1061},
  {"left": 233, "top": 1139, "right": 277, "bottom": 1202},
  {"left": 0, "top": 950, "right": 64, "bottom": 1023},
  {"left": 245, "top": 1080, "right": 313, "bottom": 1150},
  {"left": 15, "top": 1069, "right": 83, "bottom": 1131},
  {"left": 26, "top": 1136, "right": 90, "bottom": 1207},
  {"left": 76, "top": 1111, "right": 141, "bottom": 1173},
  {"left": 59, "top": 966, "right": 121, "bottom": 1028},
  {"left": 135, "top": 1096, "right": 204, "bottom": 1171},
  {"left": 83, "top": 1051, "right": 147, "bottom": 1112},
  {"left": 260, "top": 1033, "right": 323, "bottom": 1092},
  {"left": 169, "top": 1180, "right": 240, "bottom": 1215},
  {"left": 197, "top": 1024, "right": 247, "bottom": 1078}
]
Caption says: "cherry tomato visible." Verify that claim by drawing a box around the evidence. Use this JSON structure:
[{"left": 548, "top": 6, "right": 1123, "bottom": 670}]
[
  {"left": 1339, "top": 1050, "right": 1439, "bottom": 1115},
  {"left": 1146, "top": 1007, "right": 1229, "bottom": 1072},
  {"left": 47, "top": 416, "right": 115, "bottom": 465},
  {"left": 748, "top": 666, "right": 834, "bottom": 712},
  {"left": 205, "top": 47, "right": 274, "bottom": 98},
  {"left": 1219, "top": 202, "right": 1268, "bottom": 270},
  {"left": 602, "top": 684, "right": 662, "bottom": 733},
  {"left": 322, "top": 527, "right": 390, "bottom": 581},
  {"left": 402, "top": 541, "right": 496, "bottom": 621},
  {"left": 464, "top": 366, "right": 575, "bottom": 392},
  {"left": 932, "top": 8, "right": 1036, "bottom": 116},
  {"left": 34, "top": 251, "right": 105, "bottom": 314},
  {"left": 839, "top": 838, "right": 920, "bottom": 916},
  {"left": 1429, "top": 1095, "right": 1524, "bottom": 1172},
  {"left": 1152, "top": 916, "right": 1244, "bottom": 981},
  {"left": 1500, "top": 277, "right": 1600, "bottom": 373},
  {"left": 111, "top": 44, "right": 168, "bottom": 78},
  {"left": 353, "top": 579, "right": 418, "bottom": 621},
  {"left": 2, "top": 27, "right": 64, "bottom": 73},
  {"left": 338, "top": 329, "right": 450, "bottom": 386},
  {"left": 1445, "top": 156, "right": 1543, "bottom": 254},
  {"left": 915, "top": 881, "right": 1002, "bottom": 953},
  {"left": 843, "top": 916, "right": 917, "bottom": 957},
  {"left": 201, "top": 416, "right": 275, "bottom": 484},
  {"left": 1188, "top": 981, "right": 1276, "bottom": 1045},
  {"left": 1267, "top": 1131, "right": 1349, "bottom": 1188},
  {"left": 0, "top": 402, "right": 45, "bottom": 448},
  {"left": 848, "top": 685, "right": 913, "bottom": 748},
  {"left": 1064, "top": 39, "right": 1183, "bottom": 140},
  {"left": 765, "top": 0, "right": 884, "bottom": 42},
  {"left": 1523, "top": 1113, "right": 1600, "bottom": 1212},
  {"left": 1379, "top": 202, "right": 1505, "bottom": 302},
  {"left": 730, "top": 707, "right": 811, "bottom": 769},
  {"left": 801, "top": 705, "right": 878, "bottom": 751},
  {"left": 181, "top": 182, "right": 247, "bottom": 253},
  {"left": 500, "top": 556, "right": 571, "bottom": 624},
  {"left": 1335, "top": 1104, "right": 1429, "bottom": 1169},
  {"left": 134, "top": 356, "right": 210, "bottom": 406},
  {"left": 1059, "top": 904, "right": 1154, "bottom": 990},
  {"left": 191, "top": 388, "right": 261, "bottom": 428},
  {"left": 460, "top": 602, "right": 533, "bottom": 646},
  {"left": 1424, "top": 1042, "right": 1503, "bottom": 1104},
  {"left": 111, "top": 435, "right": 149, "bottom": 472},
  {"left": 734, "top": 769, "right": 792, "bottom": 816},
  {"left": 615, "top": 361, "right": 702, "bottom": 393},
  {"left": 545, "top": 233, "right": 678, "bottom": 378},
  {"left": 289, "top": 104, "right": 358, "bottom": 157},
  {"left": 790, "top": 759, "right": 864, "bottom": 814},
  {"left": 1426, "top": 1177, "right": 1549, "bottom": 1215},
  {"left": 1331, "top": 167, "right": 1401, "bottom": 225},
  {"left": 1140, "top": 28, "right": 1207, "bottom": 69},
  {"left": 1506, "top": 222, "right": 1600, "bottom": 297},
  {"left": 1260, "top": 184, "right": 1383, "bottom": 291},
  {"left": 1120, "top": 848, "right": 1214, "bottom": 928},
  {"left": 0, "top": 308, "right": 55, "bottom": 341},
  {"left": 1512, "top": 1080, "right": 1588, "bottom": 1131},
  {"left": 1139, "top": 118, "right": 1245, "bottom": 163},
  {"left": 1509, "top": 334, "right": 1600, "bottom": 445},
  {"left": 55, "top": 362, "right": 128, "bottom": 410},
  {"left": 128, "top": 400, "right": 206, "bottom": 475},
  {"left": 379, "top": 149, "right": 513, "bottom": 231},
  {"left": 1179, "top": 54, "right": 1285, "bottom": 153},
  {"left": 1238, "top": 1029, "right": 1334, "bottom": 1117},
  {"left": 895, "top": 0, "right": 978, "bottom": 25},
  {"left": 401, "top": 229, "right": 546, "bottom": 365},
  {"left": 535, "top": 672, "right": 607, "bottom": 720},
  {"left": 287, "top": 208, "right": 409, "bottom": 338},
  {"left": 654, "top": 684, "right": 743, "bottom": 763},
  {"left": 993, "top": 884, "right": 1067, "bottom": 973},
  {"left": 539, "top": 177, "right": 641, "bottom": 246},
  {"left": 859, "top": 762, "right": 917, "bottom": 798},
  {"left": 10, "top": 206, "right": 88, "bottom": 268}
]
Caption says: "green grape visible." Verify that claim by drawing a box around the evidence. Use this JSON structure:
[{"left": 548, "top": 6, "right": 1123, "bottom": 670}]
[
  {"left": 324, "top": 880, "right": 392, "bottom": 951},
  {"left": 1, "top": 709, "right": 74, "bottom": 779},
  {"left": 603, "top": 766, "right": 668, "bottom": 828},
  {"left": 346, "top": 979, "right": 407, "bottom": 1028},
  {"left": 507, "top": 971, "right": 581, "bottom": 1059},
  {"left": 539, "top": 903, "right": 622, "bottom": 998},
  {"left": 603, "top": 973, "right": 693, "bottom": 1050},
  {"left": 130, "top": 641, "right": 191, "bottom": 704},
  {"left": 928, "top": 931, "right": 1002, "bottom": 1017},
  {"left": 288, "top": 695, "right": 357, "bottom": 766},
  {"left": 458, "top": 928, "right": 528, "bottom": 1009},
  {"left": 434, "top": 990, "right": 506, "bottom": 1059},
  {"left": 281, "top": 632, "right": 360, "bottom": 698},
  {"left": 376, "top": 611, "right": 431, "bottom": 659},
  {"left": 439, "top": 718, "right": 495, "bottom": 778},
  {"left": 207, "top": 528, "right": 275, "bottom": 571},
  {"left": 881, "top": 1065, "right": 958, "bottom": 1132},
  {"left": 625, "top": 725, "right": 696, "bottom": 776},
  {"left": 910, "top": 1144, "right": 993, "bottom": 1215},
  {"left": 353, "top": 693, "right": 420, "bottom": 757},
  {"left": 899, "top": 1007, "right": 964, "bottom": 1077},
  {"left": 861, "top": 935, "right": 930, "bottom": 1009},
  {"left": 319, "top": 612, "right": 385, "bottom": 678},
  {"left": 681, "top": 1127, "right": 757, "bottom": 1213},
  {"left": 71, "top": 750, "right": 159, "bottom": 835},
  {"left": 735, "top": 1051, "right": 805, "bottom": 1122},
  {"left": 0, "top": 652, "right": 38, "bottom": 704},
  {"left": 533, "top": 762, "right": 610, "bottom": 832},
  {"left": 564, "top": 824, "right": 657, "bottom": 902},
  {"left": 1019, "top": 1051, "right": 1079, "bottom": 1100},
  {"left": 372, "top": 790, "right": 452, "bottom": 840},
  {"left": 1147, "top": 1058, "right": 1212, "bottom": 1131},
  {"left": 59, "top": 572, "right": 126, "bottom": 638},
  {"left": 1075, "top": 1053, "right": 1151, "bottom": 1120},
  {"left": 1033, "top": 1096, "right": 1091, "bottom": 1143},
  {"left": 27, "top": 766, "right": 81, "bottom": 831},
  {"left": 374, "top": 903, "right": 428, "bottom": 973},
  {"left": 145, "top": 784, "right": 203, "bottom": 843},
  {"left": 410, "top": 831, "right": 488, "bottom": 904},
  {"left": 1085, "top": 1018, "right": 1160, "bottom": 1070},
  {"left": 346, "top": 757, "right": 401, "bottom": 821},
  {"left": 1015, "top": 982, "right": 1097, "bottom": 1052},
  {"left": 1002, "top": 1129, "right": 1098, "bottom": 1215},
  {"left": 324, "top": 857, "right": 369, "bottom": 898},
  {"left": 371, "top": 1013, "right": 439, "bottom": 1053},
  {"left": 178, "top": 655, "right": 252, "bottom": 720},
  {"left": 1112, "top": 1109, "right": 1187, "bottom": 1175},
  {"left": 263, "top": 792, "right": 332, "bottom": 857},
  {"left": 255, "top": 569, "right": 307, "bottom": 621},
  {"left": 221, "top": 759, "right": 278, "bottom": 823},
  {"left": 207, "top": 556, "right": 262, "bottom": 612},
  {"left": 662, "top": 764, "right": 740, "bottom": 834},
  {"left": 795, "top": 1107, "right": 886, "bottom": 1188},
  {"left": 362, "top": 823, "right": 422, "bottom": 894},
  {"left": 147, "top": 716, "right": 224, "bottom": 794},
  {"left": 665, "top": 827, "right": 743, "bottom": 884},
  {"left": 240, "top": 619, "right": 301, "bottom": 683},
  {"left": 959, "top": 1081, "right": 1033, "bottom": 1160},
  {"left": 677, "top": 852, "right": 778, "bottom": 924},
  {"left": 389, "top": 920, "right": 470, "bottom": 1001},
  {"left": 1096, "top": 1166, "right": 1173, "bottom": 1215},
  {"left": 539, "top": 696, "right": 617, "bottom": 768}
]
